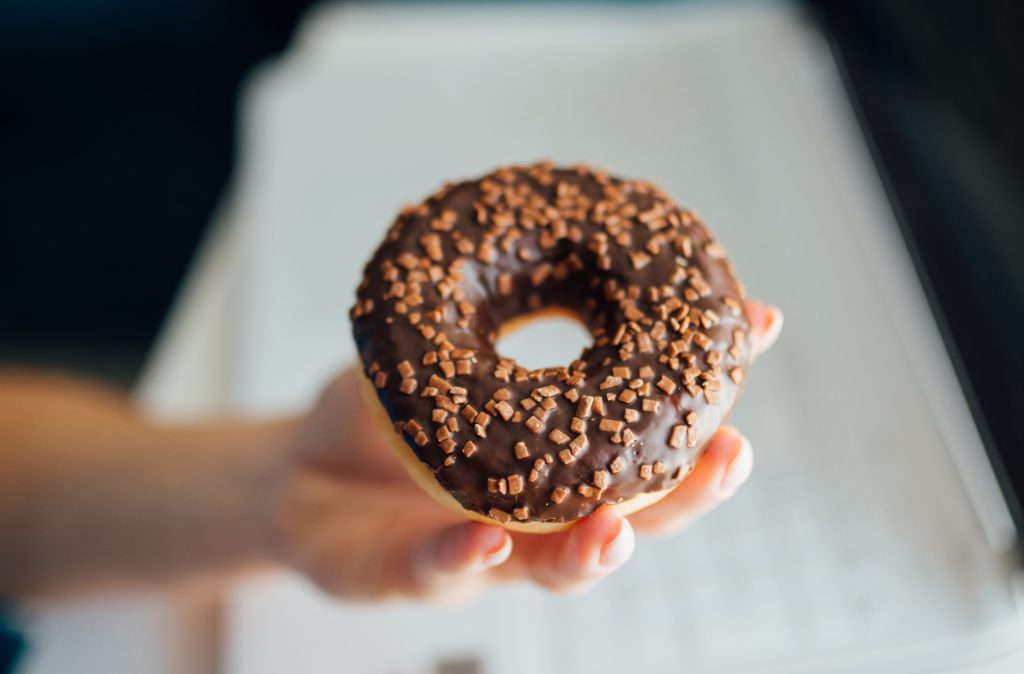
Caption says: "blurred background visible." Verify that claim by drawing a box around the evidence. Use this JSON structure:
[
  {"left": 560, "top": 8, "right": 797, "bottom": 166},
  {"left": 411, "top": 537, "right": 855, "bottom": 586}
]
[
  {"left": 2, "top": 0, "right": 1024, "bottom": 667},
  {"left": 0, "top": 0, "right": 1020, "bottom": 409},
  {"left": 1, "top": 0, "right": 1021, "bottom": 392},
  {"left": 1, "top": 0, "right": 310, "bottom": 385}
]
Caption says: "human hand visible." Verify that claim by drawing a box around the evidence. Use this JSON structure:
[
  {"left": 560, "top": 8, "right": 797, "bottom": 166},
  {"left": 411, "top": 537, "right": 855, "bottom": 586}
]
[{"left": 263, "top": 300, "right": 782, "bottom": 602}]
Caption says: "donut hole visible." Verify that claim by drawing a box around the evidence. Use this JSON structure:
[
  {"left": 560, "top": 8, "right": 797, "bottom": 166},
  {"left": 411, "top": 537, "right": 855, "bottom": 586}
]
[{"left": 495, "top": 308, "right": 592, "bottom": 371}]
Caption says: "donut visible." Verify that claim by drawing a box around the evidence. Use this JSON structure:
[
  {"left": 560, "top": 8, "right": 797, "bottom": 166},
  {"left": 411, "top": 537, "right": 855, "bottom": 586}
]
[{"left": 350, "top": 162, "right": 751, "bottom": 532}]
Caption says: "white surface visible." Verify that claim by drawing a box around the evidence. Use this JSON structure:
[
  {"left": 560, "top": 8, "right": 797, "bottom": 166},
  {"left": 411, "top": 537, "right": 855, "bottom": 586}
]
[
  {"left": 17, "top": 221, "right": 239, "bottom": 674},
  {"left": 205, "top": 2, "right": 1024, "bottom": 673}
]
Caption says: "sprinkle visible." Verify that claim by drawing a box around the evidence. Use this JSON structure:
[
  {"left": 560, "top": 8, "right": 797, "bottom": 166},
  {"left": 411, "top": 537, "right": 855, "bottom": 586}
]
[
  {"left": 551, "top": 486, "right": 570, "bottom": 504},
  {"left": 593, "top": 470, "right": 610, "bottom": 489},
  {"left": 657, "top": 376, "right": 677, "bottom": 395},
  {"left": 508, "top": 474, "right": 524, "bottom": 495},
  {"left": 558, "top": 449, "right": 575, "bottom": 464},
  {"left": 525, "top": 417, "right": 544, "bottom": 434},
  {"left": 489, "top": 508, "right": 511, "bottom": 524},
  {"left": 498, "top": 274, "right": 513, "bottom": 295},
  {"left": 399, "top": 378, "right": 417, "bottom": 394},
  {"left": 610, "top": 456, "right": 626, "bottom": 474},
  {"left": 730, "top": 367, "right": 745, "bottom": 384},
  {"left": 531, "top": 263, "right": 553, "bottom": 286},
  {"left": 640, "top": 464, "right": 653, "bottom": 480},
  {"left": 428, "top": 374, "right": 451, "bottom": 392},
  {"left": 569, "top": 434, "right": 588, "bottom": 455},
  {"left": 599, "top": 418, "right": 624, "bottom": 433},
  {"left": 495, "top": 401, "right": 515, "bottom": 421},
  {"left": 653, "top": 461, "right": 666, "bottom": 474},
  {"left": 630, "top": 251, "right": 651, "bottom": 269},
  {"left": 637, "top": 333, "right": 654, "bottom": 353},
  {"left": 668, "top": 425, "right": 687, "bottom": 449},
  {"left": 704, "top": 241, "right": 726, "bottom": 258},
  {"left": 577, "top": 483, "right": 600, "bottom": 499},
  {"left": 549, "top": 428, "right": 571, "bottom": 445},
  {"left": 600, "top": 376, "right": 623, "bottom": 390},
  {"left": 642, "top": 398, "right": 659, "bottom": 413},
  {"left": 513, "top": 506, "right": 530, "bottom": 521},
  {"left": 515, "top": 441, "right": 530, "bottom": 459}
]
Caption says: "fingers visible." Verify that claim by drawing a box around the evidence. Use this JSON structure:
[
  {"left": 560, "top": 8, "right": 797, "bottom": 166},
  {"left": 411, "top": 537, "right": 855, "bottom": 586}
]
[
  {"left": 628, "top": 426, "right": 751, "bottom": 536},
  {"left": 744, "top": 300, "right": 783, "bottom": 363},
  {"left": 406, "top": 521, "right": 511, "bottom": 601},
  {"left": 493, "top": 506, "right": 635, "bottom": 593}
]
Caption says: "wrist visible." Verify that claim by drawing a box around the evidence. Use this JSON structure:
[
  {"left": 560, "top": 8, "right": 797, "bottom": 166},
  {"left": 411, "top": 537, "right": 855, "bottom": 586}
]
[
  {"left": 239, "top": 418, "right": 305, "bottom": 567},
  {"left": 142, "top": 416, "right": 305, "bottom": 577}
]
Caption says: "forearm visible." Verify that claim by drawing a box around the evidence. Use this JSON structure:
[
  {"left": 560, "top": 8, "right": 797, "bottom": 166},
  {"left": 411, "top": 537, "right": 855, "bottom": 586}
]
[{"left": 0, "top": 371, "right": 296, "bottom": 599}]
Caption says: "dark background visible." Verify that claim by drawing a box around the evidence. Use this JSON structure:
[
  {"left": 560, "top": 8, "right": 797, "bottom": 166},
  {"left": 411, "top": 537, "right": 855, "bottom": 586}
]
[
  {"left": 1, "top": 0, "right": 1022, "bottom": 516},
  {"left": 0, "top": 0, "right": 311, "bottom": 383}
]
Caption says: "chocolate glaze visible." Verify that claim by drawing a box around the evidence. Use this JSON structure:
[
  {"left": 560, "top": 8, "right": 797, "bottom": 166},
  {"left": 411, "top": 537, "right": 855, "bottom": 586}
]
[{"left": 351, "top": 163, "right": 751, "bottom": 524}]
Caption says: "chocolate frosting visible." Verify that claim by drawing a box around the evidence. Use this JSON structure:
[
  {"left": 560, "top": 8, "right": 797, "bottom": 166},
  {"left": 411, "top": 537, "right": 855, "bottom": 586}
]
[{"left": 351, "top": 163, "right": 751, "bottom": 524}]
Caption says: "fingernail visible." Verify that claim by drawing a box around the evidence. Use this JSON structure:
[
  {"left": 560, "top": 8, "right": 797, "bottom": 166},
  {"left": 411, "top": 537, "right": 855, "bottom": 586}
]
[
  {"left": 763, "top": 306, "right": 784, "bottom": 343},
  {"left": 720, "top": 436, "right": 753, "bottom": 492},
  {"left": 480, "top": 533, "right": 512, "bottom": 569},
  {"left": 599, "top": 518, "right": 634, "bottom": 569}
]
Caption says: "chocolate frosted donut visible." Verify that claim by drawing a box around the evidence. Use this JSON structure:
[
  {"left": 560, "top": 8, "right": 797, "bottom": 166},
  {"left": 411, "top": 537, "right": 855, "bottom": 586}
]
[{"left": 351, "top": 163, "right": 751, "bottom": 531}]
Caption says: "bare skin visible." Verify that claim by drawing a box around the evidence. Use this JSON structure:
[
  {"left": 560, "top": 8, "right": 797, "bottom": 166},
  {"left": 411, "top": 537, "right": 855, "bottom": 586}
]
[{"left": 0, "top": 302, "right": 781, "bottom": 602}]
